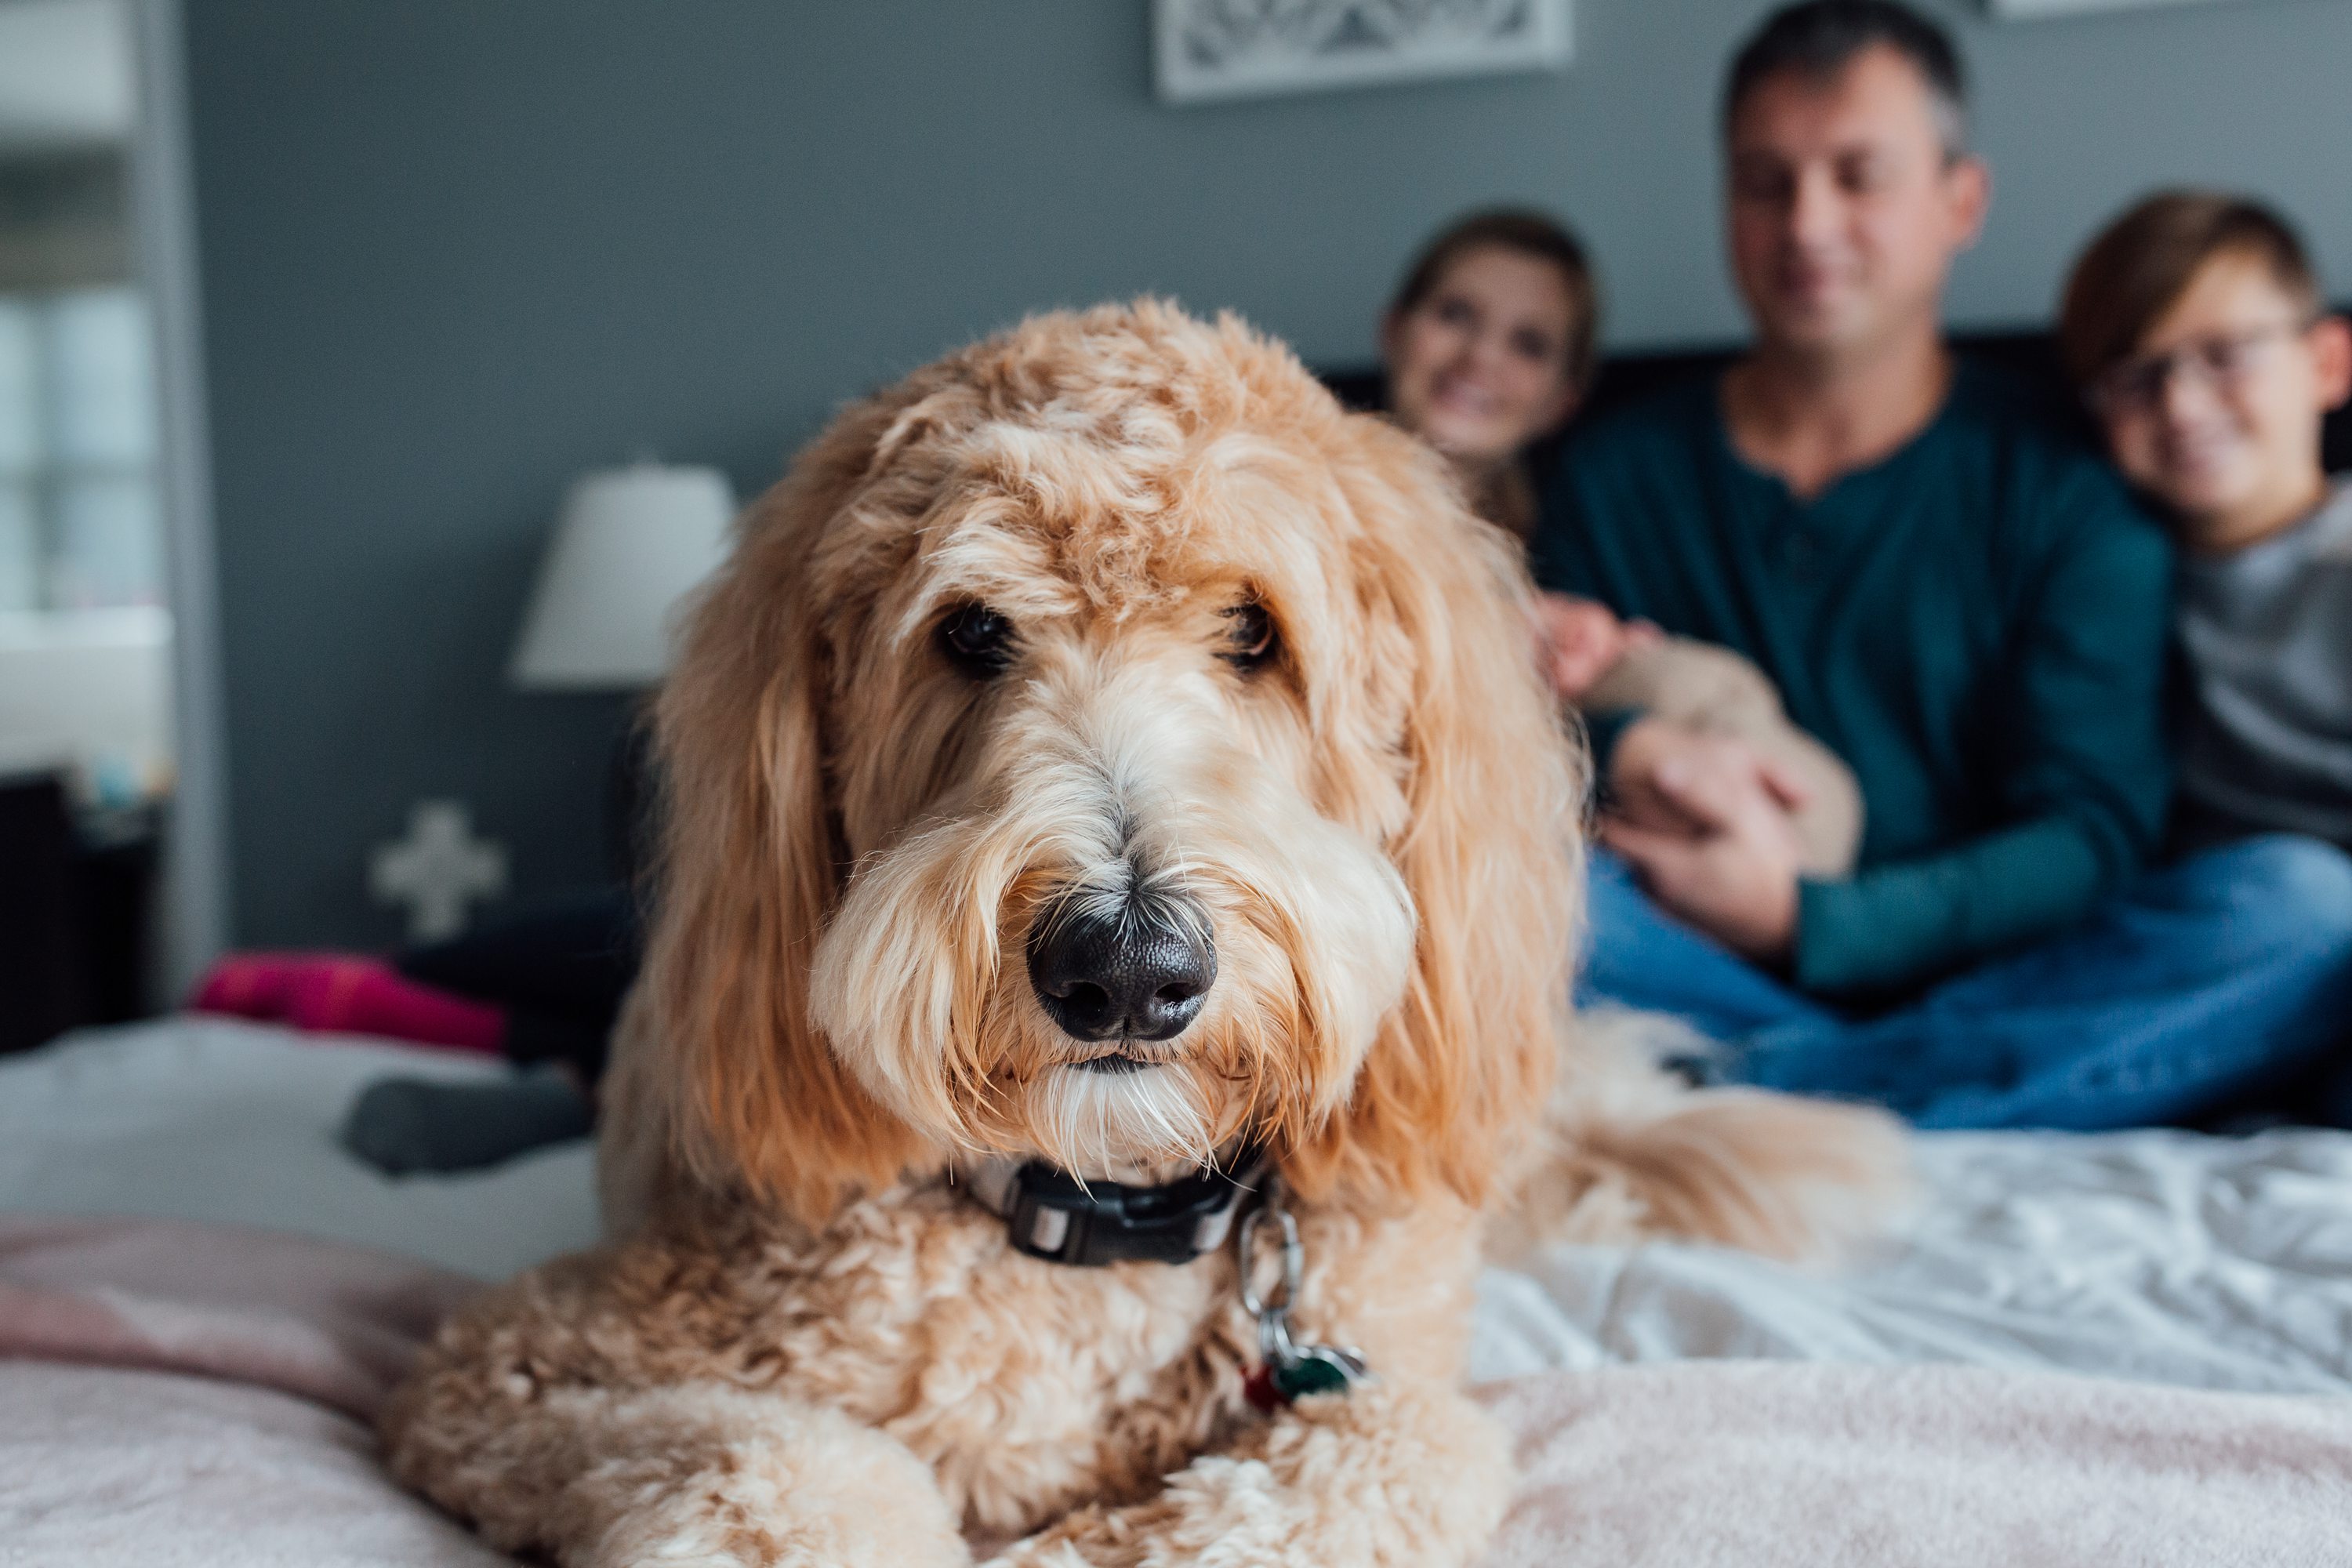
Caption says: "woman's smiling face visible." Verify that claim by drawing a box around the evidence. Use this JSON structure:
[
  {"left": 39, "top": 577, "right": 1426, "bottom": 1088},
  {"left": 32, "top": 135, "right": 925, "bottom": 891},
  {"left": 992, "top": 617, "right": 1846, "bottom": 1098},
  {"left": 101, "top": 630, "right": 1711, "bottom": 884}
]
[{"left": 1383, "top": 244, "right": 1582, "bottom": 468}]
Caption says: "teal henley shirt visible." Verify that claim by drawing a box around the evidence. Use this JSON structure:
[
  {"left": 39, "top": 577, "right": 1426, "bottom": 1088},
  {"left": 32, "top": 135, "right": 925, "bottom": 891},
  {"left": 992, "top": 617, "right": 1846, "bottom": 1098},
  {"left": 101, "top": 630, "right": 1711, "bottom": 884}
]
[{"left": 1533, "top": 361, "right": 2175, "bottom": 998}]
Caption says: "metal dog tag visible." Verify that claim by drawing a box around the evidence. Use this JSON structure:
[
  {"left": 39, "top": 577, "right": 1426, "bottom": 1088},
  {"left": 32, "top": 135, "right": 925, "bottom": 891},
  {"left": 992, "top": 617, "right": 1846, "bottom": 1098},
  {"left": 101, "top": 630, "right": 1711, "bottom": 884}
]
[
  {"left": 1239, "top": 1192, "right": 1370, "bottom": 1406},
  {"left": 1258, "top": 1305, "right": 1369, "bottom": 1401}
]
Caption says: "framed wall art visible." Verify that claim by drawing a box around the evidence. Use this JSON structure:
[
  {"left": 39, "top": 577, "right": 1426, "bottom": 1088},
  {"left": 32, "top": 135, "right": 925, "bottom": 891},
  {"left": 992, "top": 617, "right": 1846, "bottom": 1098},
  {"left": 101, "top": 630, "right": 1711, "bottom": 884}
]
[
  {"left": 1982, "top": 0, "right": 2263, "bottom": 19},
  {"left": 1152, "top": 0, "right": 1573, "bottom": 105}
]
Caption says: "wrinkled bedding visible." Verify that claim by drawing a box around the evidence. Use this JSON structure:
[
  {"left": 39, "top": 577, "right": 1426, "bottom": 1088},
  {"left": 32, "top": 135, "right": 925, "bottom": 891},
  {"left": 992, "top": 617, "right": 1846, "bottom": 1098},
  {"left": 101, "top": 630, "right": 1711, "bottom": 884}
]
[
  {"left": 0, "top": 1215, "right": 477, "bottom": 1417},
  {"left": 4, "top": 1211, "right": 2347, "bottom": 1568},
  {"left": 1479, "top": 1360, "right": 2352, "bottom": 1567},
  {"left": 11, "top": 1018, "right": 2349, "bottom": 1393},
  {"left": 5, "top": 1018, "right": 2352, "bottom": 1566},
  {"left": 0, "top": 1361, "right": 513, "bottom": 1568},
  {"left": 0, "top": 1017, "right": 599, "bottom": 1279},
  {"left": 1474, "top": 1127, "right": 2352, "bottom": 1393},
  {"left": 0, "top": 1216, "right": 507, "bottom": 1568}
]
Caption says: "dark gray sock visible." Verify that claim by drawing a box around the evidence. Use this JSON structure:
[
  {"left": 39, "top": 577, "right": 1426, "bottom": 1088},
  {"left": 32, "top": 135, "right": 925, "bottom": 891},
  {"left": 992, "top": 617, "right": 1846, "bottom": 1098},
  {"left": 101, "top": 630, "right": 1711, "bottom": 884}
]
[{"left": 339, "top": 1067, "right": 594, "bottom": 1176}]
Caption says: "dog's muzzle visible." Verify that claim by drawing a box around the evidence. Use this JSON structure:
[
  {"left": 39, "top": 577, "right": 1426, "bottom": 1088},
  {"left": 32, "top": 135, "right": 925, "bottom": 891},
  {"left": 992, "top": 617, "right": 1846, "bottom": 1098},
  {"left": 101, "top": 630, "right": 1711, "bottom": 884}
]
[{"left": 1027, "top": 895, "right": 1216, "bottom": 1045}]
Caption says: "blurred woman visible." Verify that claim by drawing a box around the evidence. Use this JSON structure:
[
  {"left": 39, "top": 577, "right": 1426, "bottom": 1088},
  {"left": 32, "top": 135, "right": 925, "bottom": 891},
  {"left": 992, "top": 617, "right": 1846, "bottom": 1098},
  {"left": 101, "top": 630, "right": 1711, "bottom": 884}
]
[
  {"left": 1381, "top": 211, "right": 1650, "bottom": 696},
  {"left": 1381, "top": 209, "right": 1598, "bottom": 543}
]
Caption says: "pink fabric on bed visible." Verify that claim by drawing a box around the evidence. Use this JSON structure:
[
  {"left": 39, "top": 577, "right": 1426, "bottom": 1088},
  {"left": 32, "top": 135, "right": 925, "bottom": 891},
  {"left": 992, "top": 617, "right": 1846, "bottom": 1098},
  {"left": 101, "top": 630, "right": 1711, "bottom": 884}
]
[
  {"left": 1475, "top": 1360, "right": 2352, "bottom": 1566},
  {"left": 5, "top": 1214, "right": 2352, "bottom": 1567},
  {"left": 0, "top": 1215, "right": 480, "bottom": 1417},
  {"left": 190, "top": 953, "right": 506, "bottom": 1055},
  {"left": 0, "top": 1216, "right": 503, "bottom": 1566},
  {"left": 0, "top": 1361, "right": 513, "bottom": 1568}
]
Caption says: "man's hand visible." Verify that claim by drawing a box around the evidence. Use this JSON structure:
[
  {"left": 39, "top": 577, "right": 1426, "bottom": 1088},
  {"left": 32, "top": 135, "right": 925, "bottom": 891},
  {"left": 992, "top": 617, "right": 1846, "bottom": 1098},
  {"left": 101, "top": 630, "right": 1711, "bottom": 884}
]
[
  {"left": 1602, "top": 718, "right": 1806, "bottom": 963},
  {"left": 1534, "top": 592, "right": 1663, "bottom": 702}
]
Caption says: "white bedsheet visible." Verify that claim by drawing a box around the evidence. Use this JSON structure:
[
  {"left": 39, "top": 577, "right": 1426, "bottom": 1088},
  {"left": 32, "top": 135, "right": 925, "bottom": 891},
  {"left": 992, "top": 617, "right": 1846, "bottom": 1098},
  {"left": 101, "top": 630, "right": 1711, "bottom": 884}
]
[
  {"left": 1472, "top": 1129, "right": 2352, "bottom": 1394},
  {"left": 0, "top": 1018, "right": 599, "bottom": 1279},
  {"left": 6, "top": 1018, "right": 2350, "bottom": 1396}
]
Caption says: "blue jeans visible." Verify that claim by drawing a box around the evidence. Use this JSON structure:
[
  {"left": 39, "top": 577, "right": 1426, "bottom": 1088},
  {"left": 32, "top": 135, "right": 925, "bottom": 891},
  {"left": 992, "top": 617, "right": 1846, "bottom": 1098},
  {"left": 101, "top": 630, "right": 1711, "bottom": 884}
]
[{"left": 1581, "top": 835, "right": 2352, "bottom": 1130}]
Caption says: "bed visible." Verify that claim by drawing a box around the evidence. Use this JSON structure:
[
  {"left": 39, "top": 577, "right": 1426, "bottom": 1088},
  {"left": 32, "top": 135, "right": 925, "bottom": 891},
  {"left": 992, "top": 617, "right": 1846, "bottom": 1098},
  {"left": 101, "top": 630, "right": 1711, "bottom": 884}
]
[{"left": 5, "top": 1016, "right": 2350, "bottom": 1565}]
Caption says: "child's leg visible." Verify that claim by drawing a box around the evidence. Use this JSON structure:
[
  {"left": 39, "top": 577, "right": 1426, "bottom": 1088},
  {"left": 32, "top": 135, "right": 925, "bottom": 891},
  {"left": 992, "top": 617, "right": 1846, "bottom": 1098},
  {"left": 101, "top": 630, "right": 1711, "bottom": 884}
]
[{"left": 1738, "top": 835, "right": 2352, "bottom": 1128}]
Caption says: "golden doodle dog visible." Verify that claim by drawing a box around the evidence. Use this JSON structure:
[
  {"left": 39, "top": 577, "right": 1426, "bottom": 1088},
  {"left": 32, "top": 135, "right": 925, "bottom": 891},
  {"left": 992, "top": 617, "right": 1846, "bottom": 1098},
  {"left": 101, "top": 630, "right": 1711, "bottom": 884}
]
[{"left": 381, "top": 300, "right": 1902, "bottom": 1567}]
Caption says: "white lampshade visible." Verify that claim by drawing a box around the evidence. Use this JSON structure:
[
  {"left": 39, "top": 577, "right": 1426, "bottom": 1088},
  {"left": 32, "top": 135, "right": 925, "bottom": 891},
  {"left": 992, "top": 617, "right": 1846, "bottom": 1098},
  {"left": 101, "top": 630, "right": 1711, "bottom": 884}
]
[{"left": 509, "top": 463, "right": 735, "bottom": 690}]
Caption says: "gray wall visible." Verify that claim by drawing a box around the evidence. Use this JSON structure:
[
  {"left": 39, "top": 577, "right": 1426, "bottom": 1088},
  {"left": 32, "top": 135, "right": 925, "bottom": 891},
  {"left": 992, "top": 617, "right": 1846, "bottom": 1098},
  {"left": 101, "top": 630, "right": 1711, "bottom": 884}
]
[{"left": 184, "top": 0, "right": 2352, "bottom": 946}]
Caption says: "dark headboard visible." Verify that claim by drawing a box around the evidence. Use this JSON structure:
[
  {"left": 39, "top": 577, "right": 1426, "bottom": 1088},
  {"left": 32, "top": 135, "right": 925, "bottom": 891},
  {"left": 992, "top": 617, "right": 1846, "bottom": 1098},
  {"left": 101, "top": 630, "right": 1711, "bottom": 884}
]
[{"left": 1323, "top": 313, "right": 2352, "bottom": 475}]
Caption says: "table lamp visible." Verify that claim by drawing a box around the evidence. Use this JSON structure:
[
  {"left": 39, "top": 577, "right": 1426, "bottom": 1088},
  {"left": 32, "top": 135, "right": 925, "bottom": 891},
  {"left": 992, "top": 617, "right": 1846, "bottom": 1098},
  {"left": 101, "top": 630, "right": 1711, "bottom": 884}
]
[
  {"left": 509, "top": 462, "right": 736, "bottom": 884},
  {"left": 509, "top": 463, "right": 736, "bottom": 691}
]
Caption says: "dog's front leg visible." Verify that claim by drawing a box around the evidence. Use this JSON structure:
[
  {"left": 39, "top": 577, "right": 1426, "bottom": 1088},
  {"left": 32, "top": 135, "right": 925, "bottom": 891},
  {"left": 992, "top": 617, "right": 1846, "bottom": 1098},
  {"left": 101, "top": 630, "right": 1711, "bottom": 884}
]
[
  {"left": 982, "top": 1380, "right": 1512, "bottom": 1568},
  {"left": 389, "top": 1377, "right": 969, "bottom": 1568}
]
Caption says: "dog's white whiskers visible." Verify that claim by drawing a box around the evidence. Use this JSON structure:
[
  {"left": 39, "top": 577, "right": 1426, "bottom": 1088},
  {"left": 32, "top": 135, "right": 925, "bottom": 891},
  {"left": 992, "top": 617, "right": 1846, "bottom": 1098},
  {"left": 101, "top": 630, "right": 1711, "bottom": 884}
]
[{"left": 1040, "top": 1065, "right": 1210, "bottom": 1178}]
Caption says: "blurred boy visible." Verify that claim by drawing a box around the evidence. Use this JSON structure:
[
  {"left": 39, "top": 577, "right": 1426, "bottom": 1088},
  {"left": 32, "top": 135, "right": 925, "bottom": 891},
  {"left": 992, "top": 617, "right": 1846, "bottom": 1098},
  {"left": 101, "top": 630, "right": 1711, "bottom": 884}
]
[{"left": 2062, "top": 194, "right": 2352, "bottom": 850}]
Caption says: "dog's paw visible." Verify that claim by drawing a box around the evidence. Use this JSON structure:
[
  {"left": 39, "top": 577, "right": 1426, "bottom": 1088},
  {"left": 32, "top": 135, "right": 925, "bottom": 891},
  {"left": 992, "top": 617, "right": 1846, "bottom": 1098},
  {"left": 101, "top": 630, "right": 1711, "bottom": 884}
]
[
  {"left": 586, "top": 1490, "right": 968, "bottom": 1568},
  {"left": 589, "top": 1501, "right": 969, "bottom": 1568},
  {"left": 981, "top": 1385, "right": 1509, "bottom": 1568},
  {"left": 570, "top": 1394, "right": 971, "bottom": 1568}
]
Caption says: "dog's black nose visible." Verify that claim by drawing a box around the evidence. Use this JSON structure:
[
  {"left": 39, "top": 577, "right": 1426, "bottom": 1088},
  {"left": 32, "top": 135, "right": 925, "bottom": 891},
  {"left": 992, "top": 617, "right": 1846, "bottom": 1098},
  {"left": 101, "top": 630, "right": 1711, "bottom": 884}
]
[{"left": 1027, "top": 899, "right": 1216, "bottom": 1044}]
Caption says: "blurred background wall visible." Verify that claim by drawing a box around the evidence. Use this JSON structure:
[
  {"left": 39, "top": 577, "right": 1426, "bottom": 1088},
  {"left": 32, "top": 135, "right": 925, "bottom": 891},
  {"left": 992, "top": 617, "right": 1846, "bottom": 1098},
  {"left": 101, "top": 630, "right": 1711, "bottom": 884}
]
[{"left": 181, "top": 0, "right": 2352, "bottom": 946}]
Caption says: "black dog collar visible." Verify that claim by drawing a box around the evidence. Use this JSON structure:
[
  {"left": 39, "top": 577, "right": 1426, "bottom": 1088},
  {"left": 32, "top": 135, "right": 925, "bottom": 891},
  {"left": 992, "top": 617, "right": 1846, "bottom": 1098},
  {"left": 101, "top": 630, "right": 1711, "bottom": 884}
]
[{"left": 963, "top": 1146, "right": 1266, "bottom": 1267}]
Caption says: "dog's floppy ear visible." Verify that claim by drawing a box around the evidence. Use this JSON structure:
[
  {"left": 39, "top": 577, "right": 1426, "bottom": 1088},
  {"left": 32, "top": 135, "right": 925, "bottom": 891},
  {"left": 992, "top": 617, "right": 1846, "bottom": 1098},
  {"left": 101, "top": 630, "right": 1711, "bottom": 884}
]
[
  {"left": 637, "top": 390, "right": 941, "bottom": 1224},
  {"left": 1286, "top": 419, "right": 1584, "bottom": 1210}
]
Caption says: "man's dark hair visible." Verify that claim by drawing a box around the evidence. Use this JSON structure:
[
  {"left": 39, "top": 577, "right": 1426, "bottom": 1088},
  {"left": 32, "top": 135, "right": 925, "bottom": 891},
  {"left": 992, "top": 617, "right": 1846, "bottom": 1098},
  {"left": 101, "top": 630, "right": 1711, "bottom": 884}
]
[{"left": 1722, "top": 0, "right": 1969, "bottom": 154}]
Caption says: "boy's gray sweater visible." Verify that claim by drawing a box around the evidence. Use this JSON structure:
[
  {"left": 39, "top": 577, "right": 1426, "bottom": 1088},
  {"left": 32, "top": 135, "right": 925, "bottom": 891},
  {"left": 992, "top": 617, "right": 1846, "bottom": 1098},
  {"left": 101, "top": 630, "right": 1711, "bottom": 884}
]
[{"left": 2176, "top": 476, "right": 2352, "bottom": 849}]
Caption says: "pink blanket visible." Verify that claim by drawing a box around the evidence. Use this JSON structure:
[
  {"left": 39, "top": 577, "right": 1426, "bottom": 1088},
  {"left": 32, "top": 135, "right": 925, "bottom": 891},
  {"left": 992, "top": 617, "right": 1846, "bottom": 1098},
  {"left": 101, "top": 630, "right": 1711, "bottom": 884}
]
[
  {"left": 1475, "top": 1362, "right": 2352, "bottom": 1567},
  {"left": 0, "top": 1215, "right": 479, "bottom": 1417},
  {"left": 4, "top": 1215, "right": 2350, "bottom": 1566},
  {"left": 0, "top": 1217, "right": 496, "bottom": 1567}
]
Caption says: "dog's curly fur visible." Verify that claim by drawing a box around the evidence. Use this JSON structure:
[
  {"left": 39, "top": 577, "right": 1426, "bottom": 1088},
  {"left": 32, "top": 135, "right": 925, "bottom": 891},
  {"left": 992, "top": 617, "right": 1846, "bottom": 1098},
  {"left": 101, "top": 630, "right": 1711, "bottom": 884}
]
[{"left": 380, "top": 300, "right": 1904, "bottom": 1567}]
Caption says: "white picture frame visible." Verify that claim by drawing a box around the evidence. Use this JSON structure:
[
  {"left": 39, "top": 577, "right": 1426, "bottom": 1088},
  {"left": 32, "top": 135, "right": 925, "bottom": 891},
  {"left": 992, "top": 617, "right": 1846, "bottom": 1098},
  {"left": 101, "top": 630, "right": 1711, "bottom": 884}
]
[
  {"left": 1153, "top": 0, "right": 1573, "bottom": 106},
  {"left": 1983, "top": 0, "right": 2259, "bottom": 19}
]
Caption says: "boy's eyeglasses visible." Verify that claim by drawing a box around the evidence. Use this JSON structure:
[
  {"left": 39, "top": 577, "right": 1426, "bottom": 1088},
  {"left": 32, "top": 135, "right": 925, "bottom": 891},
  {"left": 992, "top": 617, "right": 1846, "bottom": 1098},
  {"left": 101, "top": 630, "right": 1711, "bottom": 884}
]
[{"left": 2090, "top": 321, "right": 2310, "bottom": 416}]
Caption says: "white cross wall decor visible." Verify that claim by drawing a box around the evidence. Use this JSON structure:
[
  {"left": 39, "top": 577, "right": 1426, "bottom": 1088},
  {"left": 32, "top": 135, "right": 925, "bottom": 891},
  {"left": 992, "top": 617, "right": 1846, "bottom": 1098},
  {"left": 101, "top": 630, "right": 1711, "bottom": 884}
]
[{"left": 369, "top": 800, "right": 510, "bottom": 943}]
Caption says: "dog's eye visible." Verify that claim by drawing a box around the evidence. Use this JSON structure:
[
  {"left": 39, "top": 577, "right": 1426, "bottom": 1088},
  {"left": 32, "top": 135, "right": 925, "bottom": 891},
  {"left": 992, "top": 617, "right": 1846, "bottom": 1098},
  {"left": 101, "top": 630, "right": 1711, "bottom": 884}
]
[
  {"left": 1222, "top": 602, "right": 1277, "bottom": 671},
  {"left": 938, "top": 602, "right": 1014, "bottom": 678}
]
